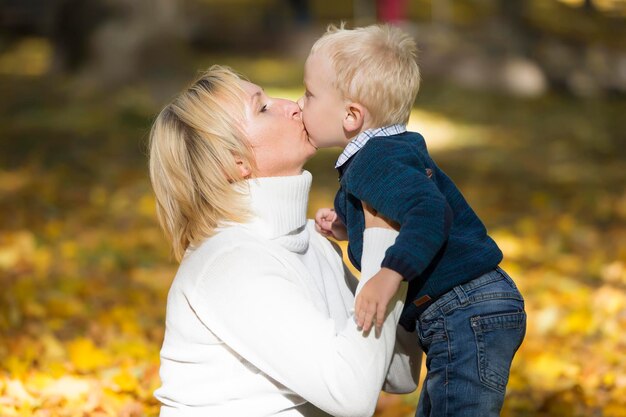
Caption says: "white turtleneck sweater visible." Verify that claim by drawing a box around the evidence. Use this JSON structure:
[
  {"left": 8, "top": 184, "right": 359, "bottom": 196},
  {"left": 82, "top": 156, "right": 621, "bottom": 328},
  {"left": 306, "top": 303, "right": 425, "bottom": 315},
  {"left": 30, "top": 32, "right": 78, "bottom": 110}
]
[{"left": 154, "top": 171, "right": 421, "bottom": 417}]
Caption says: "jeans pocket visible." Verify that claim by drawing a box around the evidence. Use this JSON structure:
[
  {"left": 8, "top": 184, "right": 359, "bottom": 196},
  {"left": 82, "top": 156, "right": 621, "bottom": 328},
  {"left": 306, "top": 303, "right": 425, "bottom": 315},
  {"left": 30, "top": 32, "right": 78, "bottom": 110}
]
[
  {"left": 471, "top": 310, "right": 526, "bottom": 393},
  {"left": 417, "top": 316, "right": 447, "bottom": 349}
]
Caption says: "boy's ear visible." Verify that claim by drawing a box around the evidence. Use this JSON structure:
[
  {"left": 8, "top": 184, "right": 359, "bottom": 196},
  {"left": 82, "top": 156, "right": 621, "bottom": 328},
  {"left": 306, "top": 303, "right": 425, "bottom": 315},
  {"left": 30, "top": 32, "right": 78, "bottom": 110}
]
[
  {"left": 343, "top": 103, "right": 366, "bottom": 135},
  {"left": 234, "top": 155, "right": 252, "bottom": 179}
]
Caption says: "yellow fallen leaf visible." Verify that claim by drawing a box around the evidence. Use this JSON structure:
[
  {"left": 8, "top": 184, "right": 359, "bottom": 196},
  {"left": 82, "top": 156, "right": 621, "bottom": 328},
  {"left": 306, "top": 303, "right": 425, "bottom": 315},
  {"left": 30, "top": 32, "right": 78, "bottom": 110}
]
[
  {"left": 45, "top": 295, "right": 85, "bottom": 318},
  {"left": 113, "top": 367, "right": 139, "bottom": 393},
  {"left": 0, "top": 404, "right": 18, "bottom": 416},
  {"left": 40, "top": 333, "right": 65, "bottom": 362},
  {"left": 527, "top": 352, "right": 580, "bottom": 390},
  {"left": 4, "top": 356, "right": 29, "bottom": 379},
  {"left": 23, "top": 300, "right": 45, "bottom": 318},
  {"left": 40, "top": 376, "right": 90, "bottom": 401},
  {"left": 560, "top": 309, "right": 595, "bottom": 336},
  {"left": 603, "top": 401, "right": 626, "bottom": 417},
  {"left": 4, "top": 380, "right": 35, "bottom": 406},
  {"left": 60, "top": 240, "right": 78, "bottom": 260},
  {"left": 67, "top": 338, "right": 111, "bottom": 372},
  {"left": 0, "top": 246, "right": 19, "bottom": 270},
  {"left": 0, "top": 231, "right": 36, "bottom": 270},
  {"left": 604, "top": 372, "right": 616, "bottom": 387}
]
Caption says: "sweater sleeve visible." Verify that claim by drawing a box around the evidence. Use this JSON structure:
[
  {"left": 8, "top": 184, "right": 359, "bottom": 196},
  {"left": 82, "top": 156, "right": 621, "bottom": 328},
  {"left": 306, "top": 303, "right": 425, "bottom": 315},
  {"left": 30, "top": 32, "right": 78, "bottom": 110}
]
[
  {"left": 346, "top": 138, "right": 453, "bottom": 286},
  {"left": 359, "top": 228, "right": 422, "bottom": 394},
  {"left": 188, "top": 229, "right": 405, "bottom": 417},
  {"left": 382, "top": 326, "right": 423, "bottom": 394}
]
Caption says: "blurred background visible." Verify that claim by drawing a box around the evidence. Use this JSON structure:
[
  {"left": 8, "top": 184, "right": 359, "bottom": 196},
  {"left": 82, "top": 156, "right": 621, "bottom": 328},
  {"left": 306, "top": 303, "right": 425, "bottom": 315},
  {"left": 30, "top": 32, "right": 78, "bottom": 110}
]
[{"left": 1, "top": 0, "right": 625, "bottom": 416}]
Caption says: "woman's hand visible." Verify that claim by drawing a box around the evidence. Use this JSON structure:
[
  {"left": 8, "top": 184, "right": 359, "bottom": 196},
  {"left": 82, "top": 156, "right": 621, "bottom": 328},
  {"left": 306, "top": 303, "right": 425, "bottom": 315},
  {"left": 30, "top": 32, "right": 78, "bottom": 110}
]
[{"left": 362, "top": 202, "right": 400, "bottom": 230}]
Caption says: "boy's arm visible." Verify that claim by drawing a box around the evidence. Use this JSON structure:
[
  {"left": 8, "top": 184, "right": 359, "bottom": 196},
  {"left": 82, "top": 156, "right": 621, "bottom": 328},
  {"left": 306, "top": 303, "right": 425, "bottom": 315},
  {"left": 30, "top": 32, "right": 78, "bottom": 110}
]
[
  {"left": 355, "top": 203, "right": 403, "bottom": 333},
  {"left": 355, "top": 268, "right": 403, "bottom": 332},
  {"left": 347, "top": 138, "right": 452, "bottom": 289}
]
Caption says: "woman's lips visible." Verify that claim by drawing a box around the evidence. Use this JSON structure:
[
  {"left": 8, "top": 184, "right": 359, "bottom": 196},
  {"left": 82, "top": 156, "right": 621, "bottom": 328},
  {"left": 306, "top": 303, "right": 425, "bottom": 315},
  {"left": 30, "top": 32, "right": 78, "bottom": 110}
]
[{"left": 303, "top": 127, "right": 318, "bottom": 150}]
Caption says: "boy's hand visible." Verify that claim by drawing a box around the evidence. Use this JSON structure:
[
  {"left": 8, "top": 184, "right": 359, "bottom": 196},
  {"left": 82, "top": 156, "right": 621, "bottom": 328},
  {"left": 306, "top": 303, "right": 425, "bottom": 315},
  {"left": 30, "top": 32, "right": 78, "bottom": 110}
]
[
  {"left": 355, "top": 268, "right": 404, "bottom": 333},
  {"left": 315, "top": 208, "right": 348, "bottom": 241}
]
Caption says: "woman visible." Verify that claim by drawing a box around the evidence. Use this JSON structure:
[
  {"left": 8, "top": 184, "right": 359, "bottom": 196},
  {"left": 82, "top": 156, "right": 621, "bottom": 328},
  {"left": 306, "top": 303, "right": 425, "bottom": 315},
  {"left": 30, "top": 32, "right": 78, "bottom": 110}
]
[{"left": 149, "top": 66, "right": 421, "bottom": 417}]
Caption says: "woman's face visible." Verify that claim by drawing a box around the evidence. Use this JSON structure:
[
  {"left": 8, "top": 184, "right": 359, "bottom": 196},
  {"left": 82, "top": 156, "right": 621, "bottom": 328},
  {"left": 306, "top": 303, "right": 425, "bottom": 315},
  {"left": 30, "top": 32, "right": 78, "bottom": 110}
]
[{"left": 240, "top": 80, "right": 317, "bottom": 178}]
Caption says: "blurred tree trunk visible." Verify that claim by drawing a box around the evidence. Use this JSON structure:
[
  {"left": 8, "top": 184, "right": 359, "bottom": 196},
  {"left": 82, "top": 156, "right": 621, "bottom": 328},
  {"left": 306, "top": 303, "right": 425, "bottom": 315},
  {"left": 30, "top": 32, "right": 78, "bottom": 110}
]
[
  {"left": 50, "top": 0, "right": 110, "bottom": 72},
  {"left": 583, "top": 0, "right": 595, "bottom": 13},
  {"left": 497, "top": 0, "right": 537, "bottom": 56},
  {"left": 353, "top": 0, "right": 376, "bottom": 24}
]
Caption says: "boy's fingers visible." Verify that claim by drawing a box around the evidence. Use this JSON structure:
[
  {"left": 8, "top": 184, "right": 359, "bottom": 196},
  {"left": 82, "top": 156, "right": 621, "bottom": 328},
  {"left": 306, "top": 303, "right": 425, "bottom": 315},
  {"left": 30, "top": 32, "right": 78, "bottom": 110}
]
[
  {"left": 362, "top": 304, "right": 376, "bottom": 333},
  {"left": 355, "top": 297, "right": 363, "bottom": 327},
  {"left": 357, "top": 311, "right": 365, "bottom": 329},
  {"left": 375, "top": 303, "right": 386, "bottom": 330},
  {"left": 315, "top": 209, "right": 330, "bottom": 222},
  {"left": 315, "top": 220, "right": 334, "bottom": 236},
  {"left": 358, "top": 302, "right": 370, "bottom": 328}
]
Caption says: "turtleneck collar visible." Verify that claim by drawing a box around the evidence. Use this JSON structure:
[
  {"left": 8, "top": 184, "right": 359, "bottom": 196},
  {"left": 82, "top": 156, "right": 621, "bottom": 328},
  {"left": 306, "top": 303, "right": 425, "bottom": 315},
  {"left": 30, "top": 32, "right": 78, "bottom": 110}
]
[{"left": 242, "top": 170, "right": 312, "bottom": 253}]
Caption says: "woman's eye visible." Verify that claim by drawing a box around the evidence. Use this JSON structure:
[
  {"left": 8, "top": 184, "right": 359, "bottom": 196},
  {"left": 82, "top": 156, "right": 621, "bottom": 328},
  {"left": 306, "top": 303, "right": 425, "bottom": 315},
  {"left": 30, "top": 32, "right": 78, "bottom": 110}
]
[{"left": 260, "top": 104, "right": 268, "bottom": 113}]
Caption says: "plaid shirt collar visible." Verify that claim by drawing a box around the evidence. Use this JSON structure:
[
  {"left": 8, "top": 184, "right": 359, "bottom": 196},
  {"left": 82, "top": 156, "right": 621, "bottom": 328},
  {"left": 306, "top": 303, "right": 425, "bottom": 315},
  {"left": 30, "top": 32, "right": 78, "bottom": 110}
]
[{"left": 335, "top": 124, "right": 407, "bottom": 168}]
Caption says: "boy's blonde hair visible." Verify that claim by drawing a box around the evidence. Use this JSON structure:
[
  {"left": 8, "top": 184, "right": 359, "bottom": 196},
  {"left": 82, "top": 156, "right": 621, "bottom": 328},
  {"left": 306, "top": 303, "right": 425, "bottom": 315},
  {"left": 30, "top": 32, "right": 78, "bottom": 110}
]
[
  {"left": 149, "top": 65, "right": 254, "bottom": 261},
  {"left": 311, "top": 24, "right": 420, "bottom": 127}
]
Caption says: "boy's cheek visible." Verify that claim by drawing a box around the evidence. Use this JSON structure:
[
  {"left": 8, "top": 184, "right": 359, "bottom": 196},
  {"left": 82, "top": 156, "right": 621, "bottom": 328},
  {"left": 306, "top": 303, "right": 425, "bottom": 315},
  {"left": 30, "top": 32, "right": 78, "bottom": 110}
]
[{"left": 301, "top": 113, "right": 314, "bottom": 132}]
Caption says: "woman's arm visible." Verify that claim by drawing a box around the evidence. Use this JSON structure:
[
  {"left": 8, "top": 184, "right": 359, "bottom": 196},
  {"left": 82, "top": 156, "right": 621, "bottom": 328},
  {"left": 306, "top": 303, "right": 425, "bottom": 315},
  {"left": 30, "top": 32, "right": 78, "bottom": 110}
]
[
  {"left": 358, "top": 206, "right": 422, "bottom": 394},
  {"left": 383, "top": 326, "right": 423, "bottom": 393},
  {"left": 329, "top": 232, "right": 422, "bottom": 395},
  {"left": 338, "top": 241, "right": 422, "bottom": 395},
  {"left": 187, "top": 230, "right": 403, "bottom": 417}
]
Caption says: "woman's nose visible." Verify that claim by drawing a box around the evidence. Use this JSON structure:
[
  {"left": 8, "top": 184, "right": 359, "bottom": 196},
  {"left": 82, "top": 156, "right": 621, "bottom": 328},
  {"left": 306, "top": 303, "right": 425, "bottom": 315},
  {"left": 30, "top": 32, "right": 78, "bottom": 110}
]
[{"left": 283, "top": 99, "right": 301, "bottom": 119}]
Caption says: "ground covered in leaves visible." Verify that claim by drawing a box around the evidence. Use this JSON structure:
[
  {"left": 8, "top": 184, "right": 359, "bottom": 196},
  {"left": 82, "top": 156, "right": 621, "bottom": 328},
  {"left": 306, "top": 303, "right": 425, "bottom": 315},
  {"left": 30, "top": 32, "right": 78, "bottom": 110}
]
[{"left": 1, "top": 56, "right": 625, "bottom": 416}]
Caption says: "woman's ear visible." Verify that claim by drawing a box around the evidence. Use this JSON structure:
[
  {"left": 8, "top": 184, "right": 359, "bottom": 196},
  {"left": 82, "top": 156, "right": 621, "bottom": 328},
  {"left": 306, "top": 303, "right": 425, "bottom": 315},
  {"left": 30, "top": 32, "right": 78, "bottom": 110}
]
[
  {"left": 342, "top": 103, "right": 366, "bottom": 135},
  {"left": 234, "top": 156, "right": 252, "bottom": 179}
]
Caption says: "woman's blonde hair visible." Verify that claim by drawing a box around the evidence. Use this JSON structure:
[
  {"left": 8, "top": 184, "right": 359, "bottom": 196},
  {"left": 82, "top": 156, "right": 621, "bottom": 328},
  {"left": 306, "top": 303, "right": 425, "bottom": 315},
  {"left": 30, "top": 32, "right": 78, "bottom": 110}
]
[
  {"left": 310, "top": 23, "right": 420, "bottom": 127},
  {"left": 149, "top": 65, "right": 254, "bottom": 261}
]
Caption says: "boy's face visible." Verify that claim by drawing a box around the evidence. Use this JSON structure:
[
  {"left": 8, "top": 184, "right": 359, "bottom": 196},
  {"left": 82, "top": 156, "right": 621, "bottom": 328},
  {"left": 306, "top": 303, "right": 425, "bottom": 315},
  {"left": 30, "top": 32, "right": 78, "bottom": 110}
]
[{"left": 298, "top": 51, "right": 350, "bottom": 149}]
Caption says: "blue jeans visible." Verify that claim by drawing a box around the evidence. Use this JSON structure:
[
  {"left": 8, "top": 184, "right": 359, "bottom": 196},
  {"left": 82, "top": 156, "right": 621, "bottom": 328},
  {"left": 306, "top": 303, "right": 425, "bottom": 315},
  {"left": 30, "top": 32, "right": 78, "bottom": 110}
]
[{"left": 415, "top": 267, "right": 526, "bottom": 417}]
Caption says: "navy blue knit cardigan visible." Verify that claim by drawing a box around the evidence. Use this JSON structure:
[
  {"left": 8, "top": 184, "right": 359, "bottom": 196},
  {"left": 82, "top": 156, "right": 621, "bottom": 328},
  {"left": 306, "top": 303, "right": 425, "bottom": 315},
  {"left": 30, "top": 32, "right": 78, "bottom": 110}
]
[{"left": 334, "top": 131, "right": 503, "bottom": 330}]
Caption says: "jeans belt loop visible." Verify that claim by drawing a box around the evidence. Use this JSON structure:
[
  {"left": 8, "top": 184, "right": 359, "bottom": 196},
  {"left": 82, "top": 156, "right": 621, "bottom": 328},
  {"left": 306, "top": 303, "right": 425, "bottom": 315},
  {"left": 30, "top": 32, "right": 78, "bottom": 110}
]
[{"left": 453, "top": 285, "right": 469, "bottom": 306}]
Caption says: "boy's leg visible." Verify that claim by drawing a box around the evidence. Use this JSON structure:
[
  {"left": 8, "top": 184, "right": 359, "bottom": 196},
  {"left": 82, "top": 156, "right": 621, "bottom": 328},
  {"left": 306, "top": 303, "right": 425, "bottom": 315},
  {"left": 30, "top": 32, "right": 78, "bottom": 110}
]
[{"left": 415, "top": 268, "right": 526, "bottom": 417}]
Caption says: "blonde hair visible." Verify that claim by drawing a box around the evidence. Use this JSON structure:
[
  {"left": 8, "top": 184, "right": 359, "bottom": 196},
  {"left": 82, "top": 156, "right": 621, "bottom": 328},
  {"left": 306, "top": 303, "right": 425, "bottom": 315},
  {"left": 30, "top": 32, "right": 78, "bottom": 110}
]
[
  {"left": 149, "top": 65, "right": 255, "bottom": 261},
  {"left": 310, "top": 23, "right": 420, "bottom": 127}
]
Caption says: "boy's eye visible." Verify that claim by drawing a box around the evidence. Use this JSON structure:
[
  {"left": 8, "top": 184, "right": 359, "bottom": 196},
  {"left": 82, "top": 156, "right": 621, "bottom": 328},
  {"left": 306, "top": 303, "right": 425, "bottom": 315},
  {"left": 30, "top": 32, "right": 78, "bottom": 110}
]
[
  {"left": 260, "top": 104, "right": 268, "bottom": 113},
  {"left": 305, "top": 91, "right": 312, "bottom": 98}
]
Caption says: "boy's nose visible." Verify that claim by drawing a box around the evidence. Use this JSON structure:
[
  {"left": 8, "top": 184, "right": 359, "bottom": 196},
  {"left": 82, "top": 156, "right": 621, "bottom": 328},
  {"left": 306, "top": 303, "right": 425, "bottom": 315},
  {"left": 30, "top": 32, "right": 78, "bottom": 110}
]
[{"left": 296, "top": 96, "right": 304, "bottom": 110}]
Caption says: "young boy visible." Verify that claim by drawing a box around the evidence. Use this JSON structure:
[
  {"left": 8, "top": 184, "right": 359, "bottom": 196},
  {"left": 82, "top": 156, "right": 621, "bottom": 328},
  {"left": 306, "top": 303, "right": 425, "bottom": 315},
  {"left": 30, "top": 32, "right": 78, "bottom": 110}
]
[{"left": 298, "top": 24, "right": 527, "bottom": 417}]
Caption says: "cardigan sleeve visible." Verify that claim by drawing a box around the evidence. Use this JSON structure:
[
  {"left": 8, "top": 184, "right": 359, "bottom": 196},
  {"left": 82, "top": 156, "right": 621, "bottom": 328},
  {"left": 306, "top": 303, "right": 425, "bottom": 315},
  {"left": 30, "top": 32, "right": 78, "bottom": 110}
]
[
  {"left": 346, "top": 138, "right": 453, "bottom": 287},
  {"left": 188, "top": 229, "right": 405, "bottom": 417}
]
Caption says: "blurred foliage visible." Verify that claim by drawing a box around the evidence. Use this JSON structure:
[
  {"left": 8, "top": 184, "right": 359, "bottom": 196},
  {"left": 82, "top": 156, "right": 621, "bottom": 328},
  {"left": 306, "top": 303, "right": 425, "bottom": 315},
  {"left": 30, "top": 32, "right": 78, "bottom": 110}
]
[
  {"left": 1, "top": 2, "right": 626, "bottom": 415},
  {"left": 1, "top": 52, "right": 625, "bottom": 416}
]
